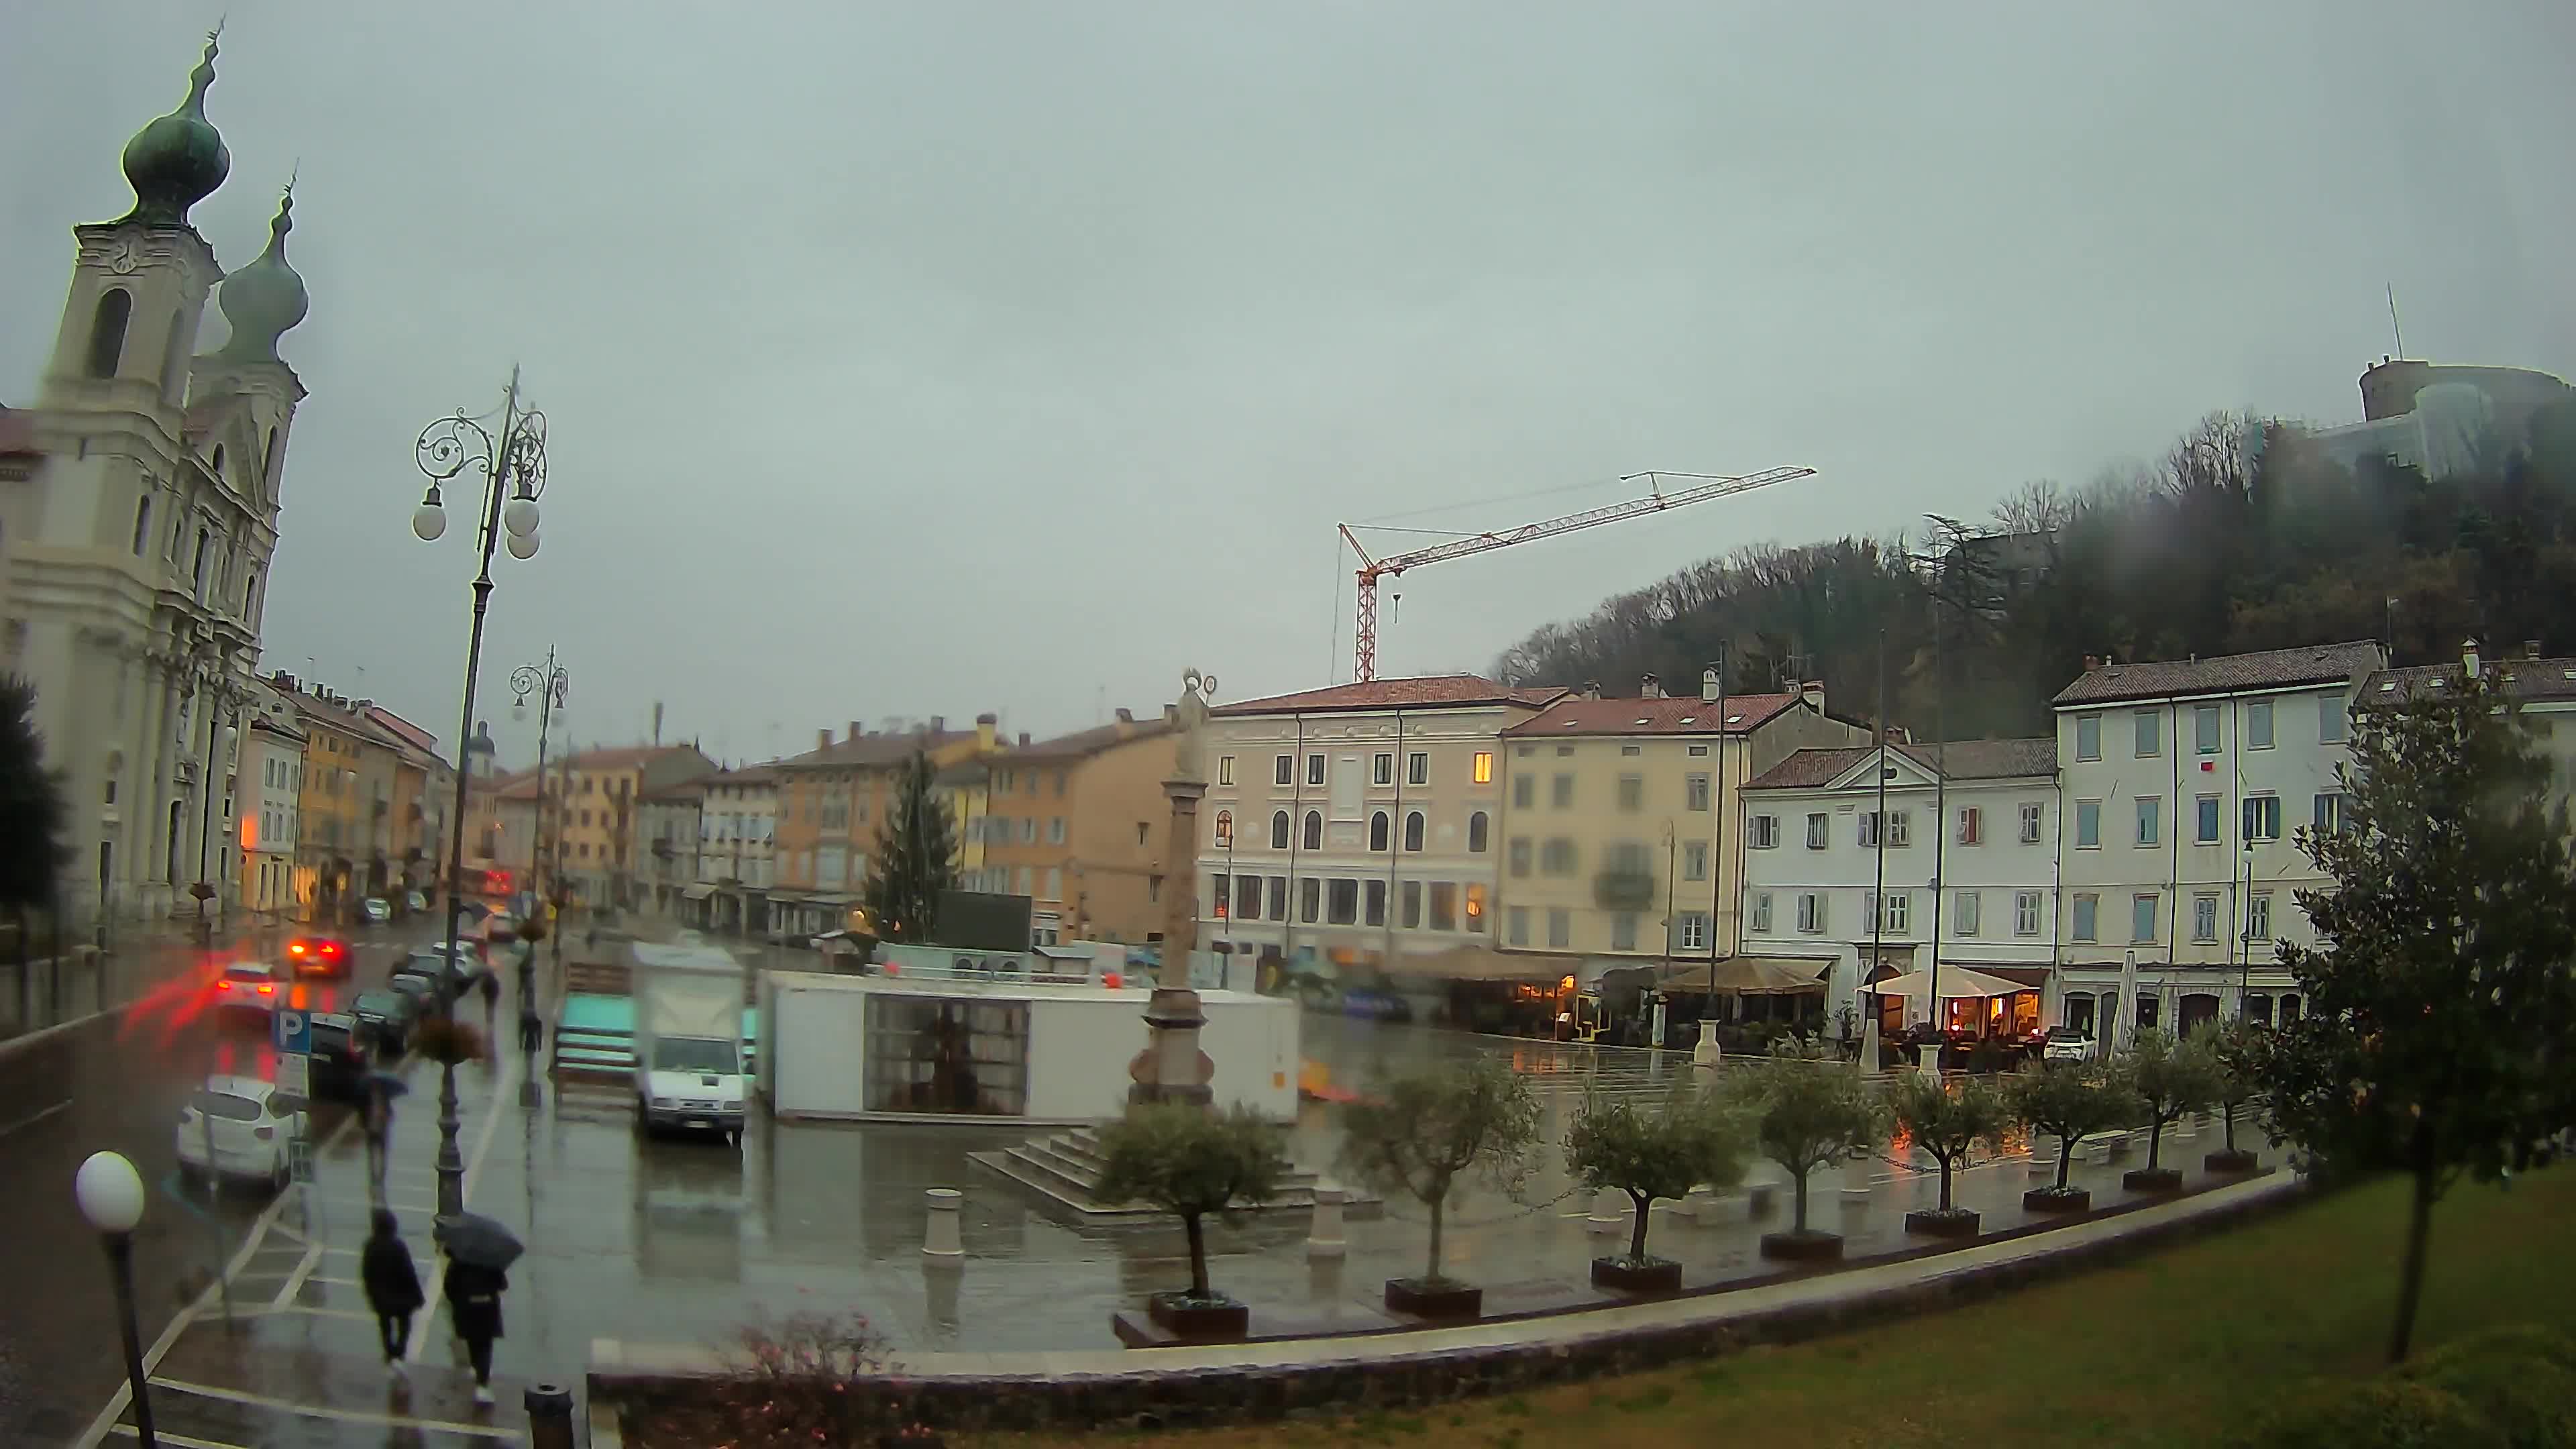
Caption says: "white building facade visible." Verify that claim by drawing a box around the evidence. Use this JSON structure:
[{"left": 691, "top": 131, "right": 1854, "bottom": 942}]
[
  {"left": 641, "top": 782, "right": 703, "bottom": 916},
  {"left": 0, "top": 35, "right": 311, "bottom": 930},
  {"left": 236, "top": 700, "right": 302, "bottom": 916},
  {"left": 1738, "top": 739, "right": 2060, "bottom": 1037},
  {"left": 694, "top": 764, "right": 777, "bottom": 934},
  {"left": 2050, "top": 641, "right": 2385, "bottom": 1042},
  {"left": 1193, "top": 676, "right": 1564, "bottom": 973}
]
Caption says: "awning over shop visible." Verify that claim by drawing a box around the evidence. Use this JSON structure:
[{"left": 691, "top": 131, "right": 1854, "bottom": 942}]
[
  {"left": 1379, "top": 942, "right": 1574, "bottom": 984},
  {"left": 681, "top": 884, "right": 715, "bottom": 901},
  {"left": 1865, "top": 965, "right": 2029, "bottom": 1000},
  {"left": 1703, "top": 955, "right": 1834, "bottom": 995}
]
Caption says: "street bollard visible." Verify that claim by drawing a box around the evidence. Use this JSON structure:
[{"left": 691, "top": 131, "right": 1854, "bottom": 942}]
[
  {"left": 921, "top": 1187, "right": 965, "bottom": 1259},
  {"left": 1586, "top": 1186, "right": 1625, "bottom": 1234},
  {"left": 1305, "top": 1183, "right": 1347, "bottom": 1260},
  {"left": 524, "top": 1383, "right": 576, "bottom": 1449}
]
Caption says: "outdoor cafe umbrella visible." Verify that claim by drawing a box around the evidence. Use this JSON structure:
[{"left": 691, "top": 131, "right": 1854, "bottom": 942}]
[{"left": 435, "top": 1212, "right": 524, "bottom": 1271}]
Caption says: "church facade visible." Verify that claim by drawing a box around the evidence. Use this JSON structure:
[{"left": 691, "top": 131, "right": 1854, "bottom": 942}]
[{"left": 0, "top": 31, "right": 313, "bottom": 932}]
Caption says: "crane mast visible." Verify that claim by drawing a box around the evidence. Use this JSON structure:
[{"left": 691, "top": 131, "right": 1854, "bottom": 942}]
[{"left": 1340, "top": 466, "right": 1815, "bottom": 682}]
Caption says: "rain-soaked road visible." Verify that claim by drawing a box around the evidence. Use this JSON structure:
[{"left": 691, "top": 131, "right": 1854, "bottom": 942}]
[{"left": 0, "top": 922, "right": 437, "bottom": 1446}]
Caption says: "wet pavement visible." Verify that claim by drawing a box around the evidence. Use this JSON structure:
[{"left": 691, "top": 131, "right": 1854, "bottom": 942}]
[
  {"left": 0, "top": 922, "right": 440, "bottom": 1447},
  {"left": 64, "top": 944, "right": 2289, "bottom": 1447}
]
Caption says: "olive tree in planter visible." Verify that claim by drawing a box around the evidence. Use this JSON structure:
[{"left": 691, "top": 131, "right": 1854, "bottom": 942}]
[
  {"left": 1093, "top": 1103, "right": 1286, "bottom": 1340},
  {"left": 1890, "top": 1071, "right": 2011, "bottom": 1238},
  {"left": 1563, "top": 1083, "right": 1747, "bottom": 1293},
  {"left": 2196, "top": 1017, "right": 2267, "bottom": 1174},
  {"left": 2116, "top": 1028, "right": 2226, "bottom": 1193},
  {"left": 1733, "top": 1036, "right": 1890, "bottom": 1263},
  {"left": 2007, "top": 1060, "right": 2139, "bottom": 1214},
  {"left": 1338, "top": 1056, "right": 1542, "bottom": 1319}
]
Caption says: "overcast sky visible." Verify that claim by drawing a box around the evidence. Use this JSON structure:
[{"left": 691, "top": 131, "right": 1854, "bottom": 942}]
[{"left": 7, "top": 1, "right": 2572, "bottom": 769}]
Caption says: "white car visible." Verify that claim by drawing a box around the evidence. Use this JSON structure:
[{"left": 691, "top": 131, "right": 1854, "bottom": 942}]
[
  {"left": 214, "top": 961, "right": 284, "bottom": 1014},
  {"left": 176, "top": 1075, "right": 305, "bottom": 1189}
]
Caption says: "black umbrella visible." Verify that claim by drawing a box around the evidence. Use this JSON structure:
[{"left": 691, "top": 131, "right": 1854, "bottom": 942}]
[{"left": 435, "top": 1212, "right": 523, "bottom": 1270}]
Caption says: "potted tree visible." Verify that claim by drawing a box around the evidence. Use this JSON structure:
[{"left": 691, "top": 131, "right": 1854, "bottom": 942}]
[
  {"left": 2116, "top": 1028, "right": 2224, "bottom": 1193},
  {"left": 1563, "top": 1083, "right": 1746, "bottom": 1293},
  {"left": 1732, "top": 1036, "right": 1889, "bottom": 1262},
  {"left": 1093, "top": 1103, "right": 1286, "bottom": 1341},
  {"left": 2007, "top": 1060, "right": 2137, "bottom": 1213},
  {"left": 2196, "top": 1017, "right": 2266, "bottom": 1174},
  {"left": 1338, "top": 1057, "right": 1542, "bottom": 1319},
  {"left": 1890, "top": 1071, "right": 2011, "bottom": 1238}
]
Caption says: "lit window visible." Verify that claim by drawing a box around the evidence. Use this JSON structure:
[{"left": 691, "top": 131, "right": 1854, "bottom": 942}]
[{"left": 1472, "top": 751, "right": 1493, "bottom": 785}]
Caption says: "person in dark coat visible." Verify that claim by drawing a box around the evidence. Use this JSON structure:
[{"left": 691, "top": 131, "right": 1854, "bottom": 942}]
[
  {"left": 442, "top": 1256, "right": 508, "bottom": 1405},
  {"left": 360, "top": 1210, "right": 425, "bottom": 1377}
]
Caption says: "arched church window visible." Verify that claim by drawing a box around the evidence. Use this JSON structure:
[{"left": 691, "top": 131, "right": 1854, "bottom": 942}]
[
  {"left": 210, "top": 445, "right": 225, "bottom": 482},
  {"left": 131, "top": 496, "right": 152, "bottom": 555},
  {"left": 193, "top": 527, "right": 211, "bottom": 594},
  {"left": 87, "top": 289, "right": 132, "bottom": 378}
]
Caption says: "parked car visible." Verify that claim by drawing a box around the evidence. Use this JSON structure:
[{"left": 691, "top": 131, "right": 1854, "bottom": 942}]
[
  {"left": 349, "top": 989, "right": 417, "bottom": 1055},
  {"left": 214, "top": 961, "right": 284, "bottom": 1016},
  {"left": 304, "top": 1015, "right": 371, "bottom": 1102},
  {"left": 362, "top": 897, "right": 393, "bottom": 925},
  {"left": 176, "top": 1075, "right": 304, "bottom": 1189},
  {"left": 284, "top": 935, "right": 350, "bottom": 978},
  {"left": 2041, "top": 1026, "right": 2096, "bottom": 1063},
  {"left": 384, "top": 973, "right": 442, "bottom": 1020},
  {"left": 400, "top": 945, "right": 482, "bottom": 994},
  {"left": 405, "top": 890, "right": 429, "bottom": 914}
]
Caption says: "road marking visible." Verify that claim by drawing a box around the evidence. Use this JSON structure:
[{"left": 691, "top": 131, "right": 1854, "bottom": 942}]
[
  {"left": 0, "top": 1098, "right": 70, "bottom": 1138},
  {"left": 145, "top": 1377, "right": 521, "bottom": 1440},
  {"left": 408, "top": 1051, "right": 523, "bottom": 1365},
  {"left": 272, "top": 1242, "right": 323, "bottom": 1308},
  {"left": 107, "top": 1425, "right": 249, "bottom": 1449},
  {"left": 241, "top": 1305, "right": 376, "bottom": 1321},
  {"left": 75, "top": 1074, "right": 380, "bottom": 1449}
]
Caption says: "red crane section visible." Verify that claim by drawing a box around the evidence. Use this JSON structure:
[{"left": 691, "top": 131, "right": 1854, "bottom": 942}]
[{"left": 1338, "top": 466, "right": 1814, "bottom": 682}]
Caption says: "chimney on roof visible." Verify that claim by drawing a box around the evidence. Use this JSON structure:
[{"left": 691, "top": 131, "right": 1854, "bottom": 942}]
[
  {"left": 930, "top": 715, "right": 947, "bottom": 734},
  {"left": 2082, "top": 654, "right": 2102, "bottom": 672},
  {"left": 1582, "top": 680, "right": 1602, "bottom": 701},
  {"left": 2526, "top": 639, "right": 2544, "bottom": 660},
  {"left": 1801, "top": 680, "right": 1825, "bottom": 713},
  {"left": 1640, "top": 673, "right": 1662, "bottom": 698},
  {"left": 2463, "top": 637, "right": 2481, "bottom": 679},
  {"left": 817, "top": 728, "right": 832, "bottom": 751},
  {"left": 1701, "top": 668, "right": 1721, "bottom": 704},
  {"left": 1018, "top": 731, "right": 1031, "bottom": 747},
  {"left": 975, "top": 712, "right": 998, "bottom": 750},
  {"left": 848, "top": 720, "right": 863, "bottom": 743}
]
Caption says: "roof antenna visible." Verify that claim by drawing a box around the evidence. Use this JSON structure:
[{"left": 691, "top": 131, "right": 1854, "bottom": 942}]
[{"left": 2386, "top": 284, "right": 2406, "bottom": 360}]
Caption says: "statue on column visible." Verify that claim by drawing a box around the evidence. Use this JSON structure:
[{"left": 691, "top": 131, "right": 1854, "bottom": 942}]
[{"left": 1171, "top": 668, "right": 1218, "bottom": 783}]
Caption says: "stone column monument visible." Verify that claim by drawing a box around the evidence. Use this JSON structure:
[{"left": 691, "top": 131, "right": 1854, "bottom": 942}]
[{"left": 1128, "top": 668, "right": 1218, "bottom": 1108}]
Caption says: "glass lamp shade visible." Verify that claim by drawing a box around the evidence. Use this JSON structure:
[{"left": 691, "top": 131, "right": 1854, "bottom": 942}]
[
  {"left": 75, "top": 1150, "right": 145, "bottom": 1234},
  {"left": 506, "top": 531, "right": 539, "bottom": 561},
  {"left": 412, "top": 500, "right": 447, "bottom": 542},
  {"left": 502, "top": 496, "right": 540, "bottom": 538}
]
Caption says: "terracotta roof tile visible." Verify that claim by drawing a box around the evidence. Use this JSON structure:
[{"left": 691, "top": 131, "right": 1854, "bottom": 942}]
[
  {"left": 1502, "top": 692, "right": 1800, "bottom": 739},
  {"left": 772, "top": 729, "right": 980, "bottom": 771},
  {"left": 2364, "top": 658, "right": 2576, "bottom": 706},
  {"left": 2052, "top": 641, "right": 2385, "bottom": 707},
  {"left": 1006, "top": 718, "right": 1175, "bottom": 763},
  {"left": 1746, "top": 737, "right": 2057, "bottom": 790},
  {"left": 1215, "top": 675, "right": 1566, "bottom": 716}
]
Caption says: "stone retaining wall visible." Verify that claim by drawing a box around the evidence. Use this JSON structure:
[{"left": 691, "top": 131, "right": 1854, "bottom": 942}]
[{"left": 594, "top": 1173, "right": 2307, "bottom": 1439}]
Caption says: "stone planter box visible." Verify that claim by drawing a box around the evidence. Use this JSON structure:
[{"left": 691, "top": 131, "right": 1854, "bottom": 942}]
[
  {"left": 2023, "top": 1187, "right": 2091, "bottom": 1214},
  {"left": 2123, "top": 1167, "right": 2184, "bottom": 1194},
  {"left": 1145, "top": 1292, "right": 1249, "bottom": 1341},
  {"left": 1903, "top": 1208, "right": 1982, "bottom": 1238},
  {"left": 1384, "top": 1277, "right": 1483, "bottom": 1319},
  {"left": 1757, "top": 1230, "right": 1845, "bottom": 1263},
  {"left": 1589, "top": 1256, "right": 1683, "bottom": 1293},
  {"left": 2204, "top": 1148, "right": 2259, "bottom": 1175}
]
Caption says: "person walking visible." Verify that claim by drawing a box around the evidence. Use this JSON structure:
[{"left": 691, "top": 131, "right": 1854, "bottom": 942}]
[
  {"left": 476, "top": 969, "right": 499, "bottom": 1034},
  {"left": 360, "top": 1210, "right": 424, "bottom": 1379},
  {"left": 443, "top": 1255, "right": 508, "bottom": 1405},
  {"left": 360, "top": 1083, "right": 392, "bottom": 1202}
]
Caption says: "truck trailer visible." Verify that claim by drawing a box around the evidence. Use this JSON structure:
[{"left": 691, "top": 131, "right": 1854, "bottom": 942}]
[{"left": 629, "top": 941, "right": 751, "bottom": 1142}]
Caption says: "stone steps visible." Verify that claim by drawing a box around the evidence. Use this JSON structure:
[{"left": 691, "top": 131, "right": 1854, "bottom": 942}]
[{"left": 970, "top": 1123, "right": 1379, "bottom": 1222}]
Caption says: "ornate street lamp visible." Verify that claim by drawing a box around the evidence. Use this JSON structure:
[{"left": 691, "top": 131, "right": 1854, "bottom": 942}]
[
  {"left": 411, "top": 368, "right": 549, "bottom": 1223},
  {"left": 511, "top": 650, "right": 568, "bottom": 1040},
  {"left": 76, "top": 1150, "right": 156, "bottom": 1447}
]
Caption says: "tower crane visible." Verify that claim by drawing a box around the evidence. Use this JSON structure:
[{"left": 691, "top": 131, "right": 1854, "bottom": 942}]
[{"left": 1337, "top": 466, "right": 1815, "bottom": 682}]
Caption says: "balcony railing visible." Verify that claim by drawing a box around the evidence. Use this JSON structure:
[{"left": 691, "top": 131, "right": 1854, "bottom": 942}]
[{"left": 1593, "top": 869, "right": 1657, "bottom": 910}]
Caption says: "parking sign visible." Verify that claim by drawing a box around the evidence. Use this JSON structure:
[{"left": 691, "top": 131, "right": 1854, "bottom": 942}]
[
  {"left": 273, "top": 1008, "right": 312, "bottom": 1056},
  {"left": 274, "top": 1051, "right": 310, "bottom": 1100}
]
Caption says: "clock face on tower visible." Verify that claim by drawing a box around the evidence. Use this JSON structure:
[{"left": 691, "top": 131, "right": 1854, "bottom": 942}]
[{"left": 105, "top": 240, "right": 140, "bottom": 275}]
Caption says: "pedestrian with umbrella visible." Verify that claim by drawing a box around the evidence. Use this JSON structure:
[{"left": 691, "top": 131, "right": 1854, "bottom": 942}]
[
  {"left": 437, "top": 1213, "right": 522, "bottom": 1406},
  {"left": 361, "top": 1209, "right": 424, "bottom": 1379}
]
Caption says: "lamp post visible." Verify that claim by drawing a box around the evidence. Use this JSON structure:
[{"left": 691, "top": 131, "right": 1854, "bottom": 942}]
[
  {"left": 512, "top": 649, "right": 567, "bottom": 1038},
  {"left": 412, "top": 368, "right": 549, "bottom": 1224},
  {"left": 76, "top": 1150, "right": 156, "bottom": 1448}
]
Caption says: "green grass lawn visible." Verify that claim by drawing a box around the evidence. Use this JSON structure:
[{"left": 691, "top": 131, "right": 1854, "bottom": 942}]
[{"left": 965, "top": 1165, "right": 2576, "bottom": 1449}]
